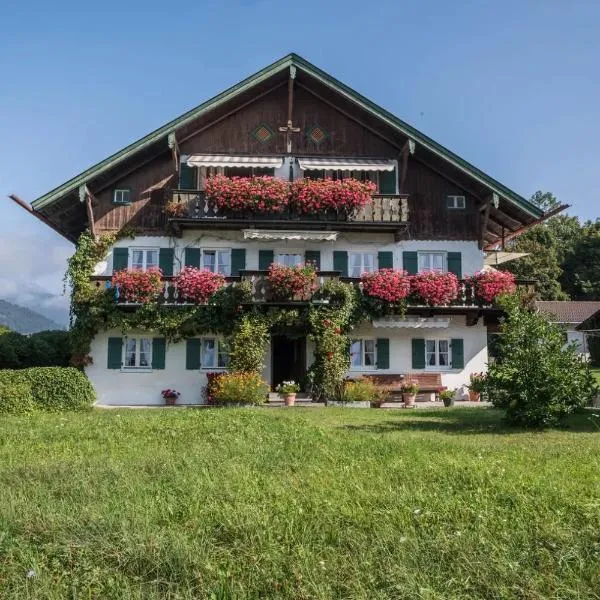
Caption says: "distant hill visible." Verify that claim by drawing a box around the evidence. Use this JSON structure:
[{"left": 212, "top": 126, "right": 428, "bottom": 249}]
[{"left": 0, "top": 299, "right": 65, "bottom": 334}]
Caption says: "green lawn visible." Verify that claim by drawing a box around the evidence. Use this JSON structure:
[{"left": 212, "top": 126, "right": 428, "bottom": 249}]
[{"left": 0, "top": 408, "right": 599, "bottom": 599}]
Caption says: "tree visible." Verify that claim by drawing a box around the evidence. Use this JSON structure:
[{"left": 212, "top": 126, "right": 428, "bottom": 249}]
[{"left": 561, "top": 220, "right": 600, "bottom": 300}]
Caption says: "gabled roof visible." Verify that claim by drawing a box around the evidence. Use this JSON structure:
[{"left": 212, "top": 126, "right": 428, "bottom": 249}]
[
  {"left": 30, "top": 53, "right": 543, "bottom": 220},
  {"left": 536, "top": 301, "right": 600, "bottom": 325}
]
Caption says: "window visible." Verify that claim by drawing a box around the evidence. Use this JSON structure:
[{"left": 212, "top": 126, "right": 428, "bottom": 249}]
[
  {"left": 447, "top": 195, "right": 466, "bottom": 209},
  {"left": 425, "top": 339, "right": 451, "bottom": 368},
  {"left": 276, "top": 253, "right": 303, "bottom": 267},
  {"left": 349, "top": 253, "right": 376, "bottom": 278},
  {"left": 202, "top": 249, "right": 231, "bottom": 276},
  {"left": 418, "top": 252, "right": 446, "bottom": 273},
  {"left": 350, "top": 339, "right": 376, "bottom": 368},
  {"left": 130, "top": 248, "right": 159, "bottom": 271},
  {"left": 113, "top": 189, "right": 131, "bottom": 205},
  {"left": 201, "top": 337, "right": 230, "bottom": 369},
  {"left": 124, "top": 337, "right": 152, "bottom": 369}
]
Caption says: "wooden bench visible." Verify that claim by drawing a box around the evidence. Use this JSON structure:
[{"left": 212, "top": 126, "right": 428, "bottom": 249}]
[{"left": 355, "top": 373, "right": 445, "bottom": 402}]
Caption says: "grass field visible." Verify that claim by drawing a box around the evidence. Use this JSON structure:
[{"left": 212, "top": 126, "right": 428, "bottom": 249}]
[{"left": 0, "top": 407, "right": 599, "bottom": 599}]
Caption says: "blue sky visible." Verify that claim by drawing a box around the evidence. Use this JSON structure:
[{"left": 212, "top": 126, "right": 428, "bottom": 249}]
[{"left": 1, "top": 0, "right": 598, "bottom": 324}]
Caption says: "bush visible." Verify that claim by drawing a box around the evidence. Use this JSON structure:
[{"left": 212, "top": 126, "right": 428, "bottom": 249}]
[
  {"left": 203, "top": 372, "right": 226, "bottom": 405},
  {"left": 0, "top": 367, "right": 95, "bottom": 412},
  {"left": 343, "top": 377, "right": 384, "bottom": 403},
  {"left": 228, "top": 314, "right": 270, "bottom": 374},
  {"left": 0, "top": 329, "right": 71, "bottom": 369},
  {"left": 0, "top": 382, "right": 36, "bottom": 414},
  {"left": 488, "top": 296, "right": 597, "bottom": 427},
  {"left": 212, "top": 372, "right": 268, "bottom": 406}
]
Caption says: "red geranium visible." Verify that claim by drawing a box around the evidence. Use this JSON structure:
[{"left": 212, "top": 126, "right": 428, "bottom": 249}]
[
  {"left": 361, "top": 269, "right": 411, "bottom": 303},
  {"left": 267, "top": 264, "right": 317, "bottom": 300},
  {"left": 174, "top": 267, "right": 226, "bottom": 304},
  {"left": 291, "top": 178, "right": 376, "bottom": 214},
  {"left": 111, "top": 268, "right": 163, "bottom": 303},
  {"left": 410, "top": 272, "right": 460, "bottom": 306},
  {"left": 468, "top": 270, "right": 516, "bottom": 303},
  {"left": 204, "top": 175, "right": 290, "bottom": 213}
]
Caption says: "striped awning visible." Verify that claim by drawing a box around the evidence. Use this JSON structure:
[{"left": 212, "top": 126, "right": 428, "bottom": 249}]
[
  {"left": 242, "top": 229, "right": 338, "bottom": 242},
  {"left": 186, "top": 155, "right": 283, "bottom": 168},
  {"left": 372, "top": 317, "right": 451, "bottom": 329},
  {"left": 298, "top": 157, "right": 395, "bottom": 171}
]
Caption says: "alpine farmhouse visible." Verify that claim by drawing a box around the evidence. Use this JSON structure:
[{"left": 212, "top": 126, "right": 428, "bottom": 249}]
[{"left": 18, "top": 54, "right": 547, "bottom": 406}]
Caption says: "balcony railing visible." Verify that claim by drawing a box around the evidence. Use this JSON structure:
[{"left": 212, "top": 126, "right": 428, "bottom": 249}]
[{"left": 170, "top": 190, "right": 409, "bottom": 224}]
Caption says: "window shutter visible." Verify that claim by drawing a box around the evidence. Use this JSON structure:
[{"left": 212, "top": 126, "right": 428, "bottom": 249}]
[
  {"left": 451, "top": 339, "right": 464, "bottom": 369},
  {"left": 112, "top": 248, "right": 129, "bottom": 272},
  {"left": 412, "top": 338, "right": 426, "bottom": 369},
  {"left": 152, "top": 338, "right": 166, "bottom": 370},
  {"left": 377, "top": 251, "right": 393, "bottom": 270},
  {"left": 159, "top": 248, "right": 174, "bottom": 277},
  {"left": 379, "top": 168, "right": 397, "bottom": 194},
  {"left": 305, "top": 250, "right": 321, "bottom": 270},
  {"left": 447, "top": 252, "right": 462, "bottom": 279},
  {"left": 258, "top": 250, "right": 274, "bottom": 271},
  {"left": 333, "top": 251, "right": 348, "bottom": 277},
  {"left": 231, "top": 249, "right": 246, "bottom": 276},
  {"left": 403, "top": 251, "right": 418, "bottom": 275},
  {"left": 186, "top": 338, "right": 201, "bottom": 370},
  {"left": 184, "top": 248, "right": 201, "bottom": 268},
  {"left": 179, "top": 164, "right": 197, "bottom": 189},
  {"left": 376, "top": 338, "right": 390, "bottom": 369},
  {"left": 107, "top": 337, "right": 123, "bottom": 369}
]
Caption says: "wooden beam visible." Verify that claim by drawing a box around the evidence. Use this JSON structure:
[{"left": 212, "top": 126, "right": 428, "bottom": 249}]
[
  {"left": 8, "top": 194, "right": 75, "bottom": 243},
  {"left": 168, "top": 132, "right": 179, "bottom": 172},
  {"left": 399, "top": 139, "right": 416, "bottom": 194},
  {"left": 479, "top": 196, "right": 492, "bottom": 249},
  {"left": 79, "top": 185, "right": 97, "bottom": 239}
]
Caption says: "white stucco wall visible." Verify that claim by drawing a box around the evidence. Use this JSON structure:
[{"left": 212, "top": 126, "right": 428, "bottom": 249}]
[{"left": 566, "top": 329, "right": 587, "bottom": 355}]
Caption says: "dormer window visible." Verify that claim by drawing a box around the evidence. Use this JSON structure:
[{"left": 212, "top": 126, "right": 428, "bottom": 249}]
[
  {"left": 446, "top": 195, "right": 466, "bottom": 209},
  {"left": 113, "top": 189, "right": 131, "bottom": 205}
]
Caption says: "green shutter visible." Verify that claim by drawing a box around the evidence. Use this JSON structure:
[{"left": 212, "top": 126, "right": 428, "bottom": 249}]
[
  {"left": 184, "top": 248, "right": 201, "bottom": 268},
  {"left": 305, "top": 250, "right": 321, "bottom": 270},
  {"left": 376, "top": 338, "right": 390, "bottom": 369},
  {"left": 152, "top": 338, "right": 166, "bottom": 370},
  {"left": 159, "top": 248, "right": 174, "bottom": 277},
  {"left": 403, "top": 251, "right": 418, "bottom": 275},
  {"left": 412, "top": 338, "right": 426, "bottom": 369},
  {"left": 379, "top": 168, "right": 397, "bottom": 194},
  {"left": 107, "top": 337, "right": 123, "bottom": 369},
  {"left": 451, "top": 339, "right": 464, "bottom": 369},
  {"left": 179, "top": 164, "right": 197, "bottom": 189},
  {"left": 378, "top": 251, "right": 393, "bottom": 269},
  {"left": 112, "top": 248, "right": 129, "bottom": 272},
  {"left": 258, "top": 250, "right": 274, "bottom": 271},
  {"left": 186, "top": 338, "right": 201, "bottom": 370},
  {"left": 447, "top": 252, "right": 462, "bottom": 279},
  {"left": 231, "top": 249, "right": 246, "bottom": 276},
  {"left": 333, "top": 251, "right": 348, "bottom": 277}
]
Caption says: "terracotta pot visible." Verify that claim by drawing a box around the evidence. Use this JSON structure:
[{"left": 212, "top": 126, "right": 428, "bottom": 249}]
[
  {"left": 165, "top": 396, "right": 177, "bottom": 406},
  {"left": 284, "top": 393, "right": 296, "bottom": 406},
  {"left": 403, "top": 393, "right": 416, "bottom": 407},
  {"left": 469, "top": 390, "right": 481, "bottom": 402}
]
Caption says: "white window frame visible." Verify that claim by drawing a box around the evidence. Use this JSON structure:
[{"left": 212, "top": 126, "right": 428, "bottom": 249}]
[
  {"left": 129, "top": 247, "right": 160, "bottom": 272},
  {"left": 417, "top": 251, "right": 447, "bottom": 274},
  {"left": 113, "top": 189, "right": 131, "bottom": 205},
  {"left": 122, "top": 337, "right": 152, "bottom": 371},
  {"left": 350, "top": 338, "right": 377, "bottom": 370},
  {"left": 200, "top": 337, "right": 230, "bottom": 370},
  {"left": 349, "top": 252, "right": 376, "bottom": 278},
  {"left": 425, "top": 339, "right": 451, "bottom": 370},
  {"left": 201, "top": 249, "right": 231, "bottom": 276},
  {"left": 447, "top": 195, "right": 466, "bottom": 209},
  {"left": 275, "top": 251, "right": 303, "bottom": 267}
]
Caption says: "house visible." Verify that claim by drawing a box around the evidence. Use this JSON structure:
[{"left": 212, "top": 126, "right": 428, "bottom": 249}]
[
  {"left": 536, "top": 301, "right": 600, "bottom": 356},
  {"left": 16, "top": 54, "right": 548, "bottom": 406}
]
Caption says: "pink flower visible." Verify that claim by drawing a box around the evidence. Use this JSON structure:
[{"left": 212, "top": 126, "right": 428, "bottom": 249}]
[
  {"left": 361, "top": 269, "right": 411, "bottom": 303},
  {"left": 267, "top": 264, "right": 317, "bottom": 300},
  {"left": 111, "top": 268, "right": 164, "bottom": 303},
  {"left": 410, "top": 272, "right": 460, "bottom": 306},
  {"left": 174, "top": 267, "right": 226, "bottom": 304},
  {"left": 468, "top": 270, "right": 516, "bottom": 303}
]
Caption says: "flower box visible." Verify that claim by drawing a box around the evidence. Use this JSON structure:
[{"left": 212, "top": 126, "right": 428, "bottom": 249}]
[
  {"left": 361, "top": 269, "right": 411, "bottom": 303},
  {"left": 111, "top": 268, "right": 163, "bottom": 303},
  {"left": 267, "top": 264, "right": 317, "bottom": 301},
  {"left": 291, "top": 178, "right": 376, "bottom": 214},
  {"left": 410, "top": 272, "right": 459, "bottom": 306},
  {"left": 468, "top": 270, "right": 517, "bottom": 304},
  {"left": 174, "top": 267, "right": 225, "bottom": 304},
  {"left": 204, "top": 175, "right": 290, "bottom": 213}
]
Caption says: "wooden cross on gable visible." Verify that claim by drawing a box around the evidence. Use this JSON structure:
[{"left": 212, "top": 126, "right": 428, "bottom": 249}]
[
  {"left": 279, "top": 65, "right": 300, "bottom": 153},
  {"left": 279, "top": 120, "right": 301, "bottom": 153}
]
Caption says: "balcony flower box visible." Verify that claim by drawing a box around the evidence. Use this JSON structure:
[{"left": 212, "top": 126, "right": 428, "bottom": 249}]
[
  {"left": 267, "top": 264, "right": 317, "bottom": 301},
  {"left": 468, "top": 270, "right": 517, "bottom": 304},
  {"left": 204, "top": 175, "right": 290, "bottom": 213},
  {"left": 111, "top": 268, "right": 163, "bottom": 303},
  {"left": 291, "top": 178, "right": 376, "bottom": 215},
  {"left": 174, "top": 267, "right": 226, "bottom": 304},
  {"left": 361, "top": 269, "right": 411, "bottom": 303},
  {"left": 410, "top": 272, "right": 460, "bottom": 306}
]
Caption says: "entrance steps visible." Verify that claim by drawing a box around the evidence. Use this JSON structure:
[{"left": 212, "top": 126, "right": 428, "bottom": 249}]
[{"left": 266, "top": 393, "right": 322, "bottom": 406}]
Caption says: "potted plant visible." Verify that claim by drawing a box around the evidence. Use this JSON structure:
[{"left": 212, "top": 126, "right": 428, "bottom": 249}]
[
  {"left": 439, "top": 389, "right": 455, "bottom": 407},
  {"left": 276, "top": 380, "right": 300, "bottom": 406},
  {"left": 401, "top": 381, "right": 419, "bottom": 407},
  {"left": 468, "top": 372, "right": 487, "bottom": 402},
  {"left": 161, "top": 388, "right": 180, "bottom": 406}
]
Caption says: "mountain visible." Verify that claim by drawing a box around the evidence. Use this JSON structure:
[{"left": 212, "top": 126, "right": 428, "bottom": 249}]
[{"left": 0, "top": 299, "right": 65, "bottom": 334}]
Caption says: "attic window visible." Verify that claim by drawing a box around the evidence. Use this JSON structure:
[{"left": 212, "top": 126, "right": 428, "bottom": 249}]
[
  {"left": 447, "top": 195, "right": 465, "bottom": 209},
  {"left": 113, "top": 189, "right": 131, "bottom": 205}
]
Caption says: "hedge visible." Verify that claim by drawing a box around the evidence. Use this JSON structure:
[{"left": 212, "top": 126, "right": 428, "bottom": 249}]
[
  {"left": 0, "top": 367, "right": 96, "bottom": 413},
  {"left": 0, "top": 382, "right": 36, "bottom": 414}
]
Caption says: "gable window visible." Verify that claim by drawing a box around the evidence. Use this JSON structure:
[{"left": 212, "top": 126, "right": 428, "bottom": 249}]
[
  {"left": 124, "top": 337, "right": 152, "bottom": 369},
  {"left": 447, "top": 195, "right": 466, "bottom": 209},
  {"left": 418, "top": 252, "right": 446, "bottom": 273},
  {"left": 276, "top": 252, "right": 303, "bottom": 267},
  {"left": 202, "top": 249, "right": 231, "bottom": 276},
  {"left": 113, "top": 189, "right": 131, "bottom": 205},
  {"left": 425, "top": 339, "right": 450, "bottom": 369},
  {"left": 130, "top": 248, "right": 159, "bottom": 272},
  {"left": 349, "top": 253, "right": 376, "bottom": 278},
  {"left": 350, "top": 339, "right": 376, "bottom": 368},
  {"left": 201, "top": 337, "right": 230, "bottom": 369}
]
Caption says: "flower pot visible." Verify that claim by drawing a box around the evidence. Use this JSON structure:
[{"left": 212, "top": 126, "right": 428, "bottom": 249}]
[
  {"left": 469, "top": 390, "right": 481, "bottom": 402},
  {"left": 403, "top": 393, "right": 416, "bottom": 407},
  {"left": 165, "top": 396, "right": 177, "bottom": 406},
  {"left": 443, "top": 397, "right": 455, "bottom": 407},
  {"left": 284, "top": 393, "right": 296, "bottom": 406}
]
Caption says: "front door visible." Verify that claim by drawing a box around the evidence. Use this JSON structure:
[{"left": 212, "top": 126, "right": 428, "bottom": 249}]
[{"left": 271, "top": 336, "right": 306, "bottom": 390}]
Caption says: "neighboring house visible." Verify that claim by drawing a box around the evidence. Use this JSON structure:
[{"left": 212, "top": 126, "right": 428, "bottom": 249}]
[
  {"left": 536, "top": 301, "right": 600, "bottom": 355},
  {"left": 19, "top": 54, "right": 547, "bottom": 405}
]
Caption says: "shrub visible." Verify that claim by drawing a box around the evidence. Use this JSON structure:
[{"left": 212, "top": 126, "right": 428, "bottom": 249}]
[
  {"left": 228, "top": 314, "right": 270, "bottom": 374},
  {"left": 291, "top": 178, "right": 376, "bottom": 214},
  {"left": 212, "top": 371, "right": 268, "bottom": 405},
  {"left": 111, "top": 268, "right": 163, "bottom": 303},
  {"left": 204, "top": 372, "right": 226, "bottom": 405},
  {"left": 469, "top": 270, "right": 517, "bottom": 304},
  {"left": 361, "top": 269, "right": 411, "bottom": 303},
  {"left": 487, "top": 296, "right": 597, "bottom": 427},
  {"left": 468, "top": 372, "right": 487, "bottom": 393},
  {"left": 0, "top": 367, "right": 95, "bottom": 412},
  {"left": 343, "top": 377, "right": 383, "bottom": 403},
  {"left": 204, "top": 175, "right": 290, "bottom": 213},
  {"left": 267, "top": 264, "right": 317, "bottom": 300},
  {"left": 410, "top": 272, "right": 459, "bottom": 306},
  {"left": 0, "top": 382, "right": 36, "bottom": 414},
  {"left": 175, "top": 267, "right": 226, "bottom": 304}
]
